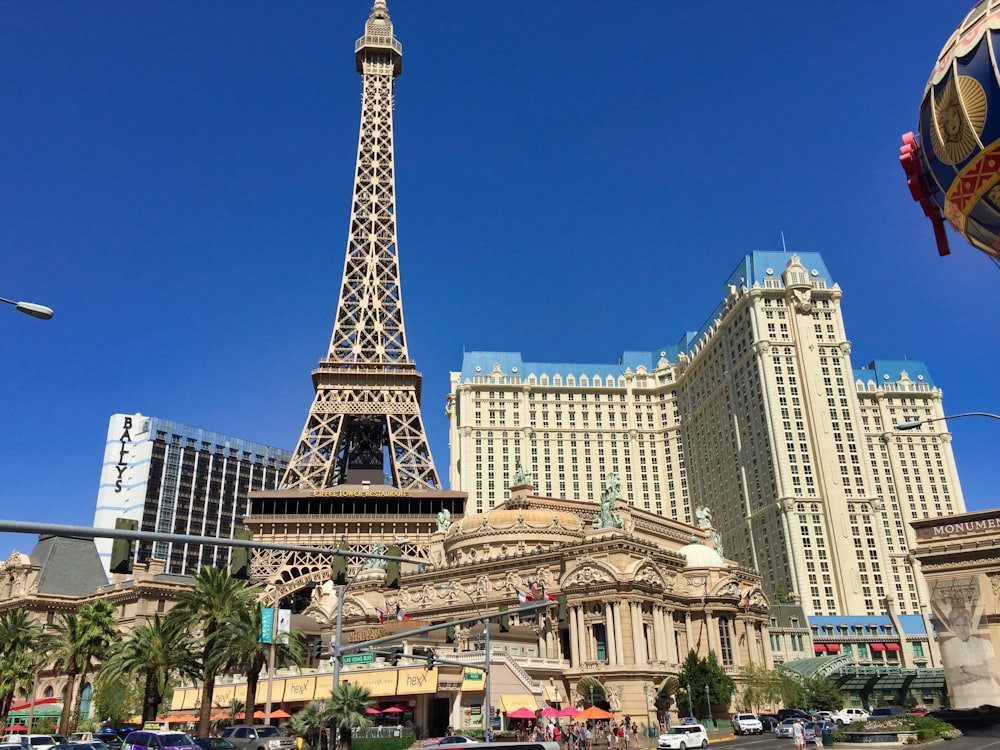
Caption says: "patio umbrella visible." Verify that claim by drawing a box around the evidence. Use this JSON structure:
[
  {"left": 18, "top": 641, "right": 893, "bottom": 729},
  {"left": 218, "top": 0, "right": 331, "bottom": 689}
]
[
  {"left": 541, "top": 707, "right": 560, "bottom": 718},
  {"left": 271, "top": 709, "right": 292, "bottom": 719},
  {"left": 575, "top": 706, "right": 614, "bottom": 721},
  {"left": 558, "top": 707, "right": 579, "bottom": 718},
  {"left": 7, "top": 725, "right": 27, "bottom": 732},
  {"left": 381, "top": 706, "right": 405, "bottom": 713},
  {"left": 365, "top": 708, "right": 383, "bottom": 715},
  {"left": 507, "top": 707, "right": 538, "bottom": 720},
  {"left": 253, "top": 710, "right": 267, "bottom": 720}
]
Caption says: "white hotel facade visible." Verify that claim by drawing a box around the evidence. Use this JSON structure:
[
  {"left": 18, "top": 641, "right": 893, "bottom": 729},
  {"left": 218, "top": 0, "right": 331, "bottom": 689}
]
[{"left": 447, "top": 251, "right": 966, "bottom": 618}]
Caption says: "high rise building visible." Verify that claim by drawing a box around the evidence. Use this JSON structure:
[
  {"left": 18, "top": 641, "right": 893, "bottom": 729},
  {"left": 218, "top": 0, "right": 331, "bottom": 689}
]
[
  {"left": 448, "top": 251, "right": 966, "bottom": 617},
  {"left": 94, "top": 413, "right": 290, "bottom": 578}
]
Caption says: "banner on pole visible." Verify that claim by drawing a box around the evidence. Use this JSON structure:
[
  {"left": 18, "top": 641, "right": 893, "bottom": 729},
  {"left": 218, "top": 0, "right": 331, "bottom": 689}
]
[{"left": 261, "top": 606, "right": 274, "bottom": 644}]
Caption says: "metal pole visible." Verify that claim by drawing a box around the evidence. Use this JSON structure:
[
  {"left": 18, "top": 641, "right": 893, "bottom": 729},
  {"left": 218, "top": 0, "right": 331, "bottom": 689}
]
[
  {"left": 264, "top": 599, "right": 279, "bottom": 723},
  {"left": 704, "top": 685, "right": 711, "bottom": 728},
  {"left": 685, "top": 684, "right": 693, "bottom": 719},
  {"left": 642, "top": 684, "right": 651, "bottom": 741},
  {"left": 483, "top": 577, "right": 491, "bottom": 739}
]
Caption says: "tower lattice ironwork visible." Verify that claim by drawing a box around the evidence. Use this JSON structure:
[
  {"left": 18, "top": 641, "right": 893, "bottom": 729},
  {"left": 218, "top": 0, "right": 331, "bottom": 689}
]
[{"left": 281, "top": 0, "right": 440, "bottom": 492}]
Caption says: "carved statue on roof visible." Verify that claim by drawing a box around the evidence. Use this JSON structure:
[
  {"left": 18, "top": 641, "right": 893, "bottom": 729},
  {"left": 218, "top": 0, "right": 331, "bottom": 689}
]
[
  {"left": 695, "top": 504, "right": 713, "bottom": 529},
  {"left": 363, "top": 541, "right": 387, "bottom": 569},
  {"left": 593, "top": 474, "right": 624, "bottom": 530},
  {"left": 436, "top": 508, "right": 452, "bottom": 532},
  {"left": 512, "top": 461, "right": 532, "bottom": 487}
]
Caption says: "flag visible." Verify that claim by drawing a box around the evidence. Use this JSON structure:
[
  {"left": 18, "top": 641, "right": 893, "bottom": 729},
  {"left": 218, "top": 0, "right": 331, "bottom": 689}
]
[
  {"left": 529, "top": 582, "right": 541, "bottom": 601},
  {"left": 516, "top": 588, "right": 531, "bottom": 604},
  {"left": 701, "top": 582, "right": 708, "bottom": 607},
  {"left": 375, "top": 607, "right": 385, "bottom": 624},
  {"left": 395, "top": 604, "right": 409, "bottom": 621}
]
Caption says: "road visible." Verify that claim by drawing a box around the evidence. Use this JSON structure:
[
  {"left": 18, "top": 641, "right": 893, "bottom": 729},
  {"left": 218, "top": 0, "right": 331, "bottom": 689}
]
[{"left": 690, "top": 728, "right": 1000, "bottom": 750}]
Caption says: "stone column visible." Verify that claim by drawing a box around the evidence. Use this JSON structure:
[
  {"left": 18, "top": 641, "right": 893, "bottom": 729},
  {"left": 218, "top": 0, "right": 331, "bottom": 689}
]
[
  {"left": 652, "top": 606, "right": 667, "bottom": 661},
  {"left": 569, "top": 606, "right": 580, "bottom": 667},
  {"left": 613, "top": 601, "right": 626, "bottom": 665},
  {"left": 731, "top": 618, "right": 743, "bottom": 667},
  {"left": 685, "top": 612, "right": 693, "bottom": 656},
  {"left": 630, "top": 602, "right": 644, "bottom": 663},
  {"left": 665, "top": 609, "right": 678, "bottom": 663},
  {"left": 705, "top": 610, "right": 717, "bottom": 657},
  {"left": 605, "top": 602, "right": 617, "bottom": 664}
]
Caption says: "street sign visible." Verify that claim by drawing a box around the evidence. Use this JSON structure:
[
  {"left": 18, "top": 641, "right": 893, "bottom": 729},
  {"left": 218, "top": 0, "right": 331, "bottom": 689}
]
[{"left": 342, "top": 653, "right": 374, "bottom": 664}]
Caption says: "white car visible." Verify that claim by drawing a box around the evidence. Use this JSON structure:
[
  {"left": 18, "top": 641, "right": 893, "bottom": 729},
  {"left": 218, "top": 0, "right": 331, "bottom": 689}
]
[
  {"left": 658, "top": 725, "right": 709, "bottom": 750},
  {"left": 732, "top": 714, "right": 763, "bottom": 735},
  {"left": 829, "top": 707, "right": 869, "bottom": 726}
]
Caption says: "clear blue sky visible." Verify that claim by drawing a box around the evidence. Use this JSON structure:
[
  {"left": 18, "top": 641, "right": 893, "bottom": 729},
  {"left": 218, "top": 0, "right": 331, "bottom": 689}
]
[{"left": 2, "top": 2, "right": 997, "bottom": 558}]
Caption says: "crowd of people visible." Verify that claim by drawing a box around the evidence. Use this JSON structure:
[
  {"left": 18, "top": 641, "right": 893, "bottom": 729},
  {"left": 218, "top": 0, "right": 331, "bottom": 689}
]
[{"left": 522, "top": 717, "right": 643, "bottom": 749}]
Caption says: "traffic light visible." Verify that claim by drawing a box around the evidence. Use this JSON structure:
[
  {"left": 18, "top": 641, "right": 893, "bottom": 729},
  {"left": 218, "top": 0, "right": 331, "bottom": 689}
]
[
  {"left": 556, "top": 593, "right": 568, "bottom": 623},
  {"left": 109, "top": 517, "right": 138, "bottom": 574},
  {"left": 309, "top": 639, "right": 322, "bottom": 660},
  {"left": 330, "top": 541, "right": 349, "bottom": 586},
  {"left": 445, "top": 623, "right": 456, "bottom": 643},
  {"left": 389, "top": 648, "right": 402, "bottom": 666},
  {"left": 230, "top": 526, "right": 252, "bottom": 579},
  {"left": 499, "top": 606, "right": 510, "bottom": 633},
  {"left": 384, "top": 544, "right": 401, "bottom": 589},
  {"left": 425, "top": 651, "right": 435, "bottom": 671}
]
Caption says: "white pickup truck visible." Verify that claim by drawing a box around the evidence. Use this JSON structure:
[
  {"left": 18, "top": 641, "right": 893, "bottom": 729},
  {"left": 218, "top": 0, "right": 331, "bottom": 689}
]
[{"left": 830, "top": 707, "right": 869, "bottom": 726}]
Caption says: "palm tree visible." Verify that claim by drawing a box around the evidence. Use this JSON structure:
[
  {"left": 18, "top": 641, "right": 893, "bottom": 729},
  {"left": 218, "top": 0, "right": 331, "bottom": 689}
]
[
  {"left": 98, "top": 613, "right": 200, "bottom": 725},
  {"left": 72, "top": 600, "right": 120, "bottom": 730},
  {"left": 328, "top": 682, "right": 374, "bottom": 750},
  {"left": 0, "top": 610, "right": 43, "bottom": 724},
  {"left": 289, "top": 701, "right": 327, "bottom": 749},
  {"left": 50, "top": 612, "right": 89, "bottom": 733},
  {"left": 165, "top": 566, "right": 256, "bottom": 738},
  {"left": 210, "top": 606, "right": 305, "bottom": 721}
]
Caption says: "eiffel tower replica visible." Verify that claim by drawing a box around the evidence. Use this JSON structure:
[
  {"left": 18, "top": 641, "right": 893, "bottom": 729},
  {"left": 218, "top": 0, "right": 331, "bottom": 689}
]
[{"left": 247, "top": 0, "right": 465, "bottom": 587}]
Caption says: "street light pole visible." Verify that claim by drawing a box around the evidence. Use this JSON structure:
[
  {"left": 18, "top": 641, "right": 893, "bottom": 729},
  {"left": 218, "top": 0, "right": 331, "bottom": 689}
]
[
  {"left": 442, "top": 577, "right": 491, "bottom": 737},
  {"left": 704, "top": 685, "right": 712, "bottom": 728},
  {"left": 0, "top": 295, "right": 53, "bottom": 320},
  {"left": 641, "top": 684, "right": 652, "bottom": 740},
  {"left": 685, "top": 684, "right": 693, "bottom": 720},
  {"left": 895, "top": 412, "right": 1000, "bottom": 430}
]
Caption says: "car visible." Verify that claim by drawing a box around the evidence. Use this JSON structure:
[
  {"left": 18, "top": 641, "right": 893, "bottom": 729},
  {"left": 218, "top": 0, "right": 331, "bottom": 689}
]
[
  {"left": 870, "top": 707, "right": 905, "bottom": 718},
  {"left": 657, "top": 724, "right": 709, "bottom": 750},
  {"left": 72, "top": 743, "right": 110, "bottom": 750},
  {"left": 777, "top": 709, "right": 813, "bottom": 722},
  {"left": 758, "top": 715, "right": 780, "bottom": 731},
  {"left": 907, "top": 706, "right": 930, "bottom": 717},
  {"left": 731, "top": 714, "right": 763, "bottom": 735},
  {"left": 436, "top": 739, "right": 480, "bottom": 746},
  {"left": 1, "top": 735, "right": 60, "bottom": 750},
  {"left": 193, "top": 740, "right": 235, "bottom": 750},
  {"left": 812, "top": 712, "right": 832, "bottom": 722},
  {"left": 122, "top": 731, "right": 199, "bottom": 750},
  {"left": 218, "top": 727, "right": 295, "bottom": 750},
  {"left": 829, "top": 708, "right": 869, "bottom": 726},
  {"left": 774, "top": 719, "right": 798, "bottom": 739}
]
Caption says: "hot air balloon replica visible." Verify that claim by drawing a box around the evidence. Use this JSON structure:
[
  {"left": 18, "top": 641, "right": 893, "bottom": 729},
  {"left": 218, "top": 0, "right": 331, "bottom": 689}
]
[{"left": 901, "top": 0, "right": 1000, "bottom": 261}]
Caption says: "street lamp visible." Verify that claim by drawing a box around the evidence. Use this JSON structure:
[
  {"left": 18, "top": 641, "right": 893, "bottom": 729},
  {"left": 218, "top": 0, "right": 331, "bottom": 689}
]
[
  {"left": 704, "top": 685, "right": 712, "bottom": 728},
  {"left": 0, "top": 295, "right": 53, "bottom": 320},
  {"left": 641, "top": 684, "right": 652, "bottom": 740},
  {"left": 895, "top": 412, "right": 1000, "bottom": 430},
  {"left": 685, "top": 683, "right": 693, "bottom": 720},
  {"left": 441, "top": 577, "right": 492, "bottom": 738}
]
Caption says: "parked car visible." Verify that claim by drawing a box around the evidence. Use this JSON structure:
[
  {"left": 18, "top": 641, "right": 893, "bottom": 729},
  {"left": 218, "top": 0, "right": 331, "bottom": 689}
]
[
  {"left": 72, "top": 743, "right": 111, "bottom": 750},
  {"left": 122, "top": 731, "right": 199, "bottom": 750},
  {"left": 1, "top": 735, "right": 60, "bottom": 750},
  {"left": 657, "top": 724, "right": 709, "bottom": 750},
  {"left": 435, "top": 739, "right": 480, "bottom": 746},
  {"left": 774, "top": 719, "right": 798, "bottom": 739},
  {"left": 218, "top": 728, "right": 295, "bottom": 750},
  {"left": 193, "top": 740, "right": 235, "bottom": 750},
  {"left": 812, "top": 712, "right": 832, "bottom": 722},
  {"left": 805, "top": 722, "right": 834, "bottom": 743},
  {"left": 731, "top": 714, "right": 763, "bottom": 735},
  {"left": 759, "top": 714, "right": 780, "bottom": 731},
  {"left": 870, "top": 707, "right": 906, "bottom": 718},
  {"left": 907, "top": 706, "right": 930, "bottom": 717},
  {"left": 829, "top": 708, "right": 869, "bottom": 726},
  {"left": 777, "top": 709, "right": 813, "bottom": 722}
]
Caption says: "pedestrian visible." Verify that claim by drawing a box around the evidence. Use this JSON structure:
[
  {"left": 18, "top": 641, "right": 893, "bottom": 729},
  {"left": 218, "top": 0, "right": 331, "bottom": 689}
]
[
  {"left": 792, "top": 720, "right": 805, "bottom": 750},
  {"left": 814, "top": 724, "right": 825, "bottom": 750}
]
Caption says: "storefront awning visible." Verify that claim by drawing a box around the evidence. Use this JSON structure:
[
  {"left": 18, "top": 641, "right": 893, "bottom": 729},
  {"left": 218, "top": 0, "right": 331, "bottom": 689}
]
[
  {"left": 814, "top": 644, "right": 827, "bottom": 653},
  {"left": 885, "top": 643, "right": 901, "bottom": 651},
  {"left": 501, "top": 694, "right": 539, "bottom": 713},
  {"left": 825, "top": 643, "right": 841, "bottom": 653},
  {"left": 869, "top": 643, "right": 886, "bottom": 651},
  {"left": 543, "top": 685, "right": 562, "bottom": 702}
]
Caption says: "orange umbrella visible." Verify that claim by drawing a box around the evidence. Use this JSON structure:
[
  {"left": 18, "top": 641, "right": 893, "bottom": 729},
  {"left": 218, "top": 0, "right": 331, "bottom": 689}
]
[
  {"left": 253, "top": 710, "right": 267, "bottom": 720},
  {"left": 575, "top": 706, "right": 614, "bottom": 720},
  {"left": 271, "top": 710, "right": 292, "bottom": 719}
]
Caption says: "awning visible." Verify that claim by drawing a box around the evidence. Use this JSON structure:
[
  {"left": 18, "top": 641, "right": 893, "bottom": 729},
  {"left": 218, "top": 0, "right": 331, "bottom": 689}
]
[
  {"left": 814, "top": 644, "right": 827, "bottom": 652},
  {"left": 501, "top": 694, "right": 539, "bottom": 713},
  {"left": 869, "top": 643, "right": 886, "bottom": 651},
  {"left": 461, "top": 670, "right": 486, "bottom": 692},
  {"left": 543, "top": 684, "right": 563, "bottom": 702},
  {"left": 885, "top": 643, "right": 901, "bottom": 651},
  {"left": 825, "top": 643, "right": 841, "bottom": 653}
]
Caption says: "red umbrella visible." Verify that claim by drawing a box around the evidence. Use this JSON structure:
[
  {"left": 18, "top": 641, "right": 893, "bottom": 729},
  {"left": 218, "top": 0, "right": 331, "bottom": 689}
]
[
  {"left": 7, "top": 725, "right": 27, "bottom": 732},
  {"left": 365, "top": 708, "right": 382, "bottom": 715},
  {"left": 558, "top": 707, "right": 579, "bottom": 718},
  {"left": 541, "top": 707, "right": 560, "bottom": 718},
  {"left": 382, "top": 706, "right": 405, "bottom": 713}
]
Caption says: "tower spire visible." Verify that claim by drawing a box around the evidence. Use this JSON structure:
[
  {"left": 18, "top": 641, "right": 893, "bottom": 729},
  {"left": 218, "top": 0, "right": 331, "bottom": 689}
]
[{"left": 280, "top": 3, "right": 439, "bottom": 491}]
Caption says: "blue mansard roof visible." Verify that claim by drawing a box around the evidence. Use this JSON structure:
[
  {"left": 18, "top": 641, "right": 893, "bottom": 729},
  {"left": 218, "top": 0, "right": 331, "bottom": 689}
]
[{"left": 455, "top": 252, "right": 933, "bottom": 387}]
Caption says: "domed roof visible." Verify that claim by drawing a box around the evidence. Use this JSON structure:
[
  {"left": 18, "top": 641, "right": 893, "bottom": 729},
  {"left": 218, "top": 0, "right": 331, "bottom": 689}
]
[
  {"left": 677, "top": 539, "right": 725, "bottom": 568},
  {"left": 443, "top": 498, "right": 586, "bottom": 562}
]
